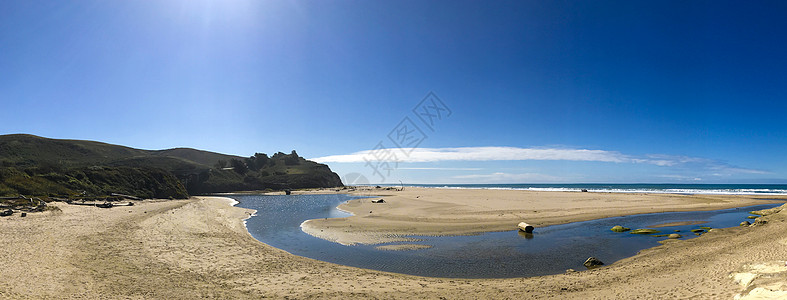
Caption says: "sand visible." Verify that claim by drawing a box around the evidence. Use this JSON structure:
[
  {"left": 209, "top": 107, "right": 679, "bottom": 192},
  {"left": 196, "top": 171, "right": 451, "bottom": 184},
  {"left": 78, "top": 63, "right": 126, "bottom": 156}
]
[
  {"left": 301, "top": 187, "right": 786, "bottom": 245},
  {"left": 1, "top": 192, "right": 787, "bottom": 299}
]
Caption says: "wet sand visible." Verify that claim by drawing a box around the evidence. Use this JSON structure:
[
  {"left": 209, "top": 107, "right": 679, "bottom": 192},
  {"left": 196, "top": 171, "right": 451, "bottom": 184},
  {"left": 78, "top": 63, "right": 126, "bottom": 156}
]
[{"left": 2, "top": 194, "right": 787, "bottom": 299}]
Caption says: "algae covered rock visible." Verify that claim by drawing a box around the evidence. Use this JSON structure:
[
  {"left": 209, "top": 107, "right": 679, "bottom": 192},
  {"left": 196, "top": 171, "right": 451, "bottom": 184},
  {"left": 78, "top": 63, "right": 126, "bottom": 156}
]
[
  {"left": 610, "top": 225, "right": 631, "bottom": 232},
  {"left": 751, "top": 218, "right": 768, "bottom": 227},
  {"left": 629, "top": 228, "right": 660, "bottom": 235},
  {"left": 740, "top": 221, "right": 751, "bottom": 226},
  {"left": 691, "top": 229, "right": 704, "bottom": 233}
]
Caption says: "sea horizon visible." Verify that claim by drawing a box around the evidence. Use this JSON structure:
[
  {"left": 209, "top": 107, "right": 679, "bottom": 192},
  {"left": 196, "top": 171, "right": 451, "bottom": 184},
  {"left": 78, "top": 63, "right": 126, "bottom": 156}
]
[{"left": 364, "top": 183, "right": 787, "bottom": 195}]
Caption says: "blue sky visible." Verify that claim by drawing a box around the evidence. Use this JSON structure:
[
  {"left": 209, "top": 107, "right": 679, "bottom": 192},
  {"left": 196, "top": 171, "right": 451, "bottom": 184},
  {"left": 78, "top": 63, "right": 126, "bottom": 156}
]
[{"left": 2, "top": 0, "right": 786, "bottom": 184}]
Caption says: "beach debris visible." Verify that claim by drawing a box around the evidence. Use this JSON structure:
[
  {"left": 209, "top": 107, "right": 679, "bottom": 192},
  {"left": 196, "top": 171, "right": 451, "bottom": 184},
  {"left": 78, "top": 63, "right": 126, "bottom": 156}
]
[
  {"left": 629, "top": 228, "right": 660, "bottom": 234},
  {"left": 96, "top": 202, "right": 114, "bottom": 209},
  {"left": 0, "top": 209, "right": 13, "bottom": 217},
  {"left": 20, "top": 212, "right": 27, "bottom": 217},
  {"left": 517, "top": 222, "right": 534, "bottom": 233},
  {"left": 741, "top": 221, "right": 751, "bottom": 226},
  {"left": 668, "top": 233, "right": 682, "bottom": 239},
  {"left": 583, "top": 257, "right": 604, "bottom": 269},
  {"left": 610, "top": 225, "right": 631, "bottom": 232},
  {"left": 371, "top": 199, "right": 386, "bottom": 203}
]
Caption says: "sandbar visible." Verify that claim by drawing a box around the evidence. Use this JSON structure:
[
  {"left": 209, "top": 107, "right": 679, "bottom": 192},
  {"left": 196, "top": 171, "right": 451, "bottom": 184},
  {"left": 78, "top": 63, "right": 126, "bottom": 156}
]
[{"left": 301, "top": 187, "right": 787, "bottom": 245}]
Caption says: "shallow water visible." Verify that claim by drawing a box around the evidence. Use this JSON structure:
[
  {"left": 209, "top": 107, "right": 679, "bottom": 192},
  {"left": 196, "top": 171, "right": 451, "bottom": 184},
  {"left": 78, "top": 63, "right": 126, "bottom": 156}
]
[{"left": 231, "top": 194, "right": 780, "bottom": 278}]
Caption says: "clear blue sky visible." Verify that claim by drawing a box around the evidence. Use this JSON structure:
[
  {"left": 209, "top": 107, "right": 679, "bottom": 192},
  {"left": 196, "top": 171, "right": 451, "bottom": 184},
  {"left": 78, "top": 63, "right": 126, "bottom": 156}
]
[{"left": 2, "top": 0, "right": 786, "bottom": 184}]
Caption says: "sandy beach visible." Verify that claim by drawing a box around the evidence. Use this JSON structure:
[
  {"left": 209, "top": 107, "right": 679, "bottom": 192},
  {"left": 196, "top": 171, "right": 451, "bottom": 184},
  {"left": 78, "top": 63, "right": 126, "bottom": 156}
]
[{"left": 2, "top": 192, "right": 787, "bottom": 299}]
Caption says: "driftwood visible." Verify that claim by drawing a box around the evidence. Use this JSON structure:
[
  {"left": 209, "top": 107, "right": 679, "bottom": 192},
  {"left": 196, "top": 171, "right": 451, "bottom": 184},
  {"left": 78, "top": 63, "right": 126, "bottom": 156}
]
[
  {"left": 67, "top": 201, "right": 131, "bottom": 208},
  {"left": 96, "top": 202, "right": 114, "bottom": 208},
  {"left": 1, "top": 196, "right": 47, "bottom": 213}
]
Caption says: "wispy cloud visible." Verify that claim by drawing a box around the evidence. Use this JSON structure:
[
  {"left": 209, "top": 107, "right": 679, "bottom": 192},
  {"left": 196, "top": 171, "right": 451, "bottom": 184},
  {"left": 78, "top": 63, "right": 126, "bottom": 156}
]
[
  {"left": 314, "top": 147, "right": 632, "bottom": 163},
  {"left": 452, "top": 172, "right": 564, "bottom": 183},
  {"left": 311, "top": 146, "right": 768, "bottom": 175},
  {"left": 397, "top": 167, "right": 483, "bottom": 171}
]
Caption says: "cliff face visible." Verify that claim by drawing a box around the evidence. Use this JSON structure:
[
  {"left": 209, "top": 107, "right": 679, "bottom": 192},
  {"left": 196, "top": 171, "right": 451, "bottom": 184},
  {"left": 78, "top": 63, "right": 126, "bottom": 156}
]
[{"left": 0, "top": 134, "right": 343, "bottom": 198}]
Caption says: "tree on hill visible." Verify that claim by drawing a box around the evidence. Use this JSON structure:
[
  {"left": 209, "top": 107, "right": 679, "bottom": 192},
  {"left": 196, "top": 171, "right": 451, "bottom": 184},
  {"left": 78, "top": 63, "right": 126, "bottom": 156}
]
[
  {"left": 230, "top": 159, "right": 248, "bottom": 175},
  {"left": 246, "top": 153, "right": 269, "bottom": 171},
  {"left": 214, "top": 160, "right": 227, "bottom": 169}
]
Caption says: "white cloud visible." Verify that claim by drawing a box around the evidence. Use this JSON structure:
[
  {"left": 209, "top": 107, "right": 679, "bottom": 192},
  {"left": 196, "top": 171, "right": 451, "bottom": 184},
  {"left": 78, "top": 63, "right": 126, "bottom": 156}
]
[
  {"left": 313, "top": 146, "right": 680, "bottom": 166},
  {"left": 313, "top": 147, "right": 632, "bottom": 163},
  {"left": 311, "top": 146, "right": 769, "bottom": 176}
]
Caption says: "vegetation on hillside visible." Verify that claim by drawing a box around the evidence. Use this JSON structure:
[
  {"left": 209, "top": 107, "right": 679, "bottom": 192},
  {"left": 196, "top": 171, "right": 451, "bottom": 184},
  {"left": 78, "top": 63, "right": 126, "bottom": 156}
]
[{"left": 0, "top": 134, "right": 343, "bottom": 198}]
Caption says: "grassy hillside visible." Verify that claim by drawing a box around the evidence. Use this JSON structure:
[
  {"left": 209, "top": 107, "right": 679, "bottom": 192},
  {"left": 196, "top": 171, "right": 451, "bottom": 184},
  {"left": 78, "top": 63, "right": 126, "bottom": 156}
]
[{"left": 0, "top": 134, "right": 343, "bottom": 198}]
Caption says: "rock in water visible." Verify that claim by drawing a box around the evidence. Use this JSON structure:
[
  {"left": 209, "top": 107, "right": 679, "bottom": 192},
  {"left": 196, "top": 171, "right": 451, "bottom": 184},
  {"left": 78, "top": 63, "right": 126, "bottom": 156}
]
[
  {"left": 610, "top": 225, "right": 631, "bottom": 232},
  {"left": 517, "top": 222, "right": 534, "bottom": 233},
  {"left": 668, "top": 233, "right": 681, "bottom": 239},
  {"left": 583, "top": 257, "right": 604, "bottom": 269},
  {"left": 629, "top": 228, "right": 660, "bottom": 234},
  {"left": 740, "top": 221, "right": 751, "bottom": 226}
]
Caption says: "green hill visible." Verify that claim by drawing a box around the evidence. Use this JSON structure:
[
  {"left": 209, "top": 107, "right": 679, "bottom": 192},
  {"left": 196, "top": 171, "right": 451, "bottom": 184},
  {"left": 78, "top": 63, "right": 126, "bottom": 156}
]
[{"left": 0, "top": 134, "right": 343, "bottom": 198}]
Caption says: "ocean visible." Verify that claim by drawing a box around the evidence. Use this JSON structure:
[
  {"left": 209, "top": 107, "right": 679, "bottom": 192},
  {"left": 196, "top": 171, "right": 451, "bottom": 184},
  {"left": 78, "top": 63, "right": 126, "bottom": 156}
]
[{"left": 387, "top": 183, "right": 787, "bottom": 195}]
